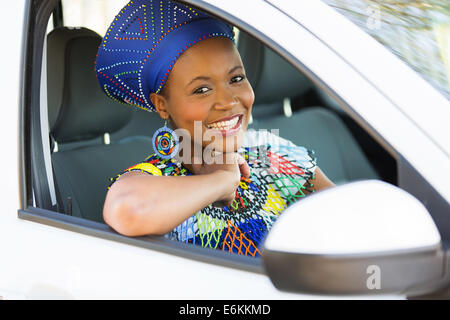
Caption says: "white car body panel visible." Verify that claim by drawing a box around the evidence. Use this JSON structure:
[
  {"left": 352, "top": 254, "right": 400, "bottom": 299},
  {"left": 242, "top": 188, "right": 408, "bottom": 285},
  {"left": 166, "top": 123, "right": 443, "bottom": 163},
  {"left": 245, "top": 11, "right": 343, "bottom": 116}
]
[{"left": 3, "top": 0, "right": 447, "bottom": 299}]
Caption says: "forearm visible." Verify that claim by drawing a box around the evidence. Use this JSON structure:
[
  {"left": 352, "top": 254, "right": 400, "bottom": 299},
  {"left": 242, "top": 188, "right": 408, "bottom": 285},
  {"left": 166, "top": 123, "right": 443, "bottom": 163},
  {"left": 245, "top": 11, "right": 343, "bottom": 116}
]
[
  {"left": 312, "top": 166, "right": 335, "bottom": 191},
  {"left": 105, "top": 173, "right": 226, "bottom": 236}
]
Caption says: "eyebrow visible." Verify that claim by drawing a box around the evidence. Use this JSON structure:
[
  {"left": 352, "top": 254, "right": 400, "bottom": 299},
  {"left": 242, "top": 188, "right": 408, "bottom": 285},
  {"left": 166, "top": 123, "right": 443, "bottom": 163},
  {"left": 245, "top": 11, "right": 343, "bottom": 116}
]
[{"left": 186, "top": 65, "right": 243, "bottom": 87}]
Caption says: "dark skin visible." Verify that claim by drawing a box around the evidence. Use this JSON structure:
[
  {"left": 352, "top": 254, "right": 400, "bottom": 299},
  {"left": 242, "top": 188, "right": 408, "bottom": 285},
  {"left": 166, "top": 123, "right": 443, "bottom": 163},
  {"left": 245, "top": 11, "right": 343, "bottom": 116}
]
[{"left": 102, "top": 37, "right": 335, "bottom": 236}]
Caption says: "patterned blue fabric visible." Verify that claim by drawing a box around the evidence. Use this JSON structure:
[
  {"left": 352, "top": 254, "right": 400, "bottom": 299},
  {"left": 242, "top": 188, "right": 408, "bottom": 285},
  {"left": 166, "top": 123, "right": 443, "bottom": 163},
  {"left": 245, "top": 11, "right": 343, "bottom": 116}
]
[{"left": 95, "top": 0, "right": 235, "bottom": 111}]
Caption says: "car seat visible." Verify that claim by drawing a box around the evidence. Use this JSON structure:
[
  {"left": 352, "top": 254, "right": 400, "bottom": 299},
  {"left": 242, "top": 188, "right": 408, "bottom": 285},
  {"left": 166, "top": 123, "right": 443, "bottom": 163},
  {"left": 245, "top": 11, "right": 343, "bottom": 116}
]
[{"left": 47, "top": 27, "right": 158, "bottom": 222}]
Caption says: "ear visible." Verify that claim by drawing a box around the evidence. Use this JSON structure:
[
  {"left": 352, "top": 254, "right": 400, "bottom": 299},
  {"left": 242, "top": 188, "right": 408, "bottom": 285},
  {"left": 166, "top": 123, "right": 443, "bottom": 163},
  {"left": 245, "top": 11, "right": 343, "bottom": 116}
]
[{"left": 150, "top": 92, "right": 170, "bottom": 120}]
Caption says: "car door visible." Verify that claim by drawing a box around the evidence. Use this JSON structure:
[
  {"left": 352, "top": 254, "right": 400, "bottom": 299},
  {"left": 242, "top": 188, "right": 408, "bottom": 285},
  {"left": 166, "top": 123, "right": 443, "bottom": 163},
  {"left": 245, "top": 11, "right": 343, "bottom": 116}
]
[{"left": 4, "top": 0, "right": 444, "bottom": 299}]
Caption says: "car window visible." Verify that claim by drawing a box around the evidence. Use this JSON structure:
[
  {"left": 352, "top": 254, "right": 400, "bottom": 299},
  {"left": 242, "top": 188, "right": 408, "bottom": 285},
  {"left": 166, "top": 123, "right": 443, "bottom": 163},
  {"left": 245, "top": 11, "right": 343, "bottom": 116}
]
[
  {"left": 62, "top": 0, "right": 128, "bottom": 36},
  {"left": 39, "top": 0, "right": 395, "bottom": 262},
  {"left": 322, "top": 0, "right": 450, "bottom": 100},
  {"left": 62, "top": 0, "right": 242, "bottom": 43},
  {"left": 52, "top": 0, "right": 396, "bottom": 214}
]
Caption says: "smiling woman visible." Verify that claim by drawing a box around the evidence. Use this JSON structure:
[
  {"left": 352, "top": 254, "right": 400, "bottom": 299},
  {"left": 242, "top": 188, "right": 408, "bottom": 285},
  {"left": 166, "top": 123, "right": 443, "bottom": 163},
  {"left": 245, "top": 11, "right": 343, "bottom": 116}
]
[
  {"left": 149, "top": 37, "right": 253, "bottom": 156},
  {"left": 98, "top": 0, "right": 335, "bottom": 257}
]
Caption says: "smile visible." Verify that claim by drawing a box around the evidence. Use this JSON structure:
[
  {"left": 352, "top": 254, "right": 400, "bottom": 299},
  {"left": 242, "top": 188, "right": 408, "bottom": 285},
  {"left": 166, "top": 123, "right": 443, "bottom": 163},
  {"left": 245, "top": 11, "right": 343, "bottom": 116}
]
[{"left": 206, "top": 114, "right": 243, "bottom": 136}]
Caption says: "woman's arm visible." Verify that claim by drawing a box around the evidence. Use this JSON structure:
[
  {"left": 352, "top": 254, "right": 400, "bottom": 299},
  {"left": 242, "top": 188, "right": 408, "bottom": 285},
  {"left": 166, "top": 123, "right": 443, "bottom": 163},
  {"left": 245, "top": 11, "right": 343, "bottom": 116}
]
[
  {"left": 103, "top": 152, "right": 249, "bottom": 237},
  {"left": 103, "top": 170, "right": 234, "bottom": 237},
  {"left": 310, "top": 166, "right": 335, "bottom": 192}
]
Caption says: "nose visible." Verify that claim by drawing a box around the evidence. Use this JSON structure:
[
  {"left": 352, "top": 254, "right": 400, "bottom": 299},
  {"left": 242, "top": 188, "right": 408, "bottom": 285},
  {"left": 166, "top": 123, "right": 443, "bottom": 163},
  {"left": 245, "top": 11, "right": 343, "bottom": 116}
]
[{"left": 213, "top": 86, "right": 238, "bottom": 110}]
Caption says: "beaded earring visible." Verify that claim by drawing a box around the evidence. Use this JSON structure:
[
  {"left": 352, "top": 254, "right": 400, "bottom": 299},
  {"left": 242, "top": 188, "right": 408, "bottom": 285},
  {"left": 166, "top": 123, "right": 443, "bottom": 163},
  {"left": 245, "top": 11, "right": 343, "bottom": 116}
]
[{"left": 152, "top": 118, "right": 179, "bottom": 159}]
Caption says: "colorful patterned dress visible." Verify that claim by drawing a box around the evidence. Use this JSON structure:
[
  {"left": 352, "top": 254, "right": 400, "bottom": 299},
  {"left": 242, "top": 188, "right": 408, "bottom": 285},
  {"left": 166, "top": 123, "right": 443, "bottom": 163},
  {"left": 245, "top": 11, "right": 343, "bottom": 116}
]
[{"left": 108, "top": 130, "right": 317, "bottom": 257}]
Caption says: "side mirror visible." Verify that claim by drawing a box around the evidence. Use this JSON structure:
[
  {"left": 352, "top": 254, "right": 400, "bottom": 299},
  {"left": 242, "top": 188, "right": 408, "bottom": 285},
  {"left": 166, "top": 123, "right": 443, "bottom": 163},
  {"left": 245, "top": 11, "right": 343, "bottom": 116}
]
[{"left": 262, "top": 180, "right": 450, "bottom": 297}]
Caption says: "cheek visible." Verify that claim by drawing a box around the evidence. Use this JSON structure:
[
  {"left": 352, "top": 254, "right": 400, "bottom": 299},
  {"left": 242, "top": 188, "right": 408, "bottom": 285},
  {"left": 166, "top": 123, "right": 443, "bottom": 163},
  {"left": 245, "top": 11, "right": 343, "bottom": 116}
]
[
  {"left": 169, "top": 100, "right": 210, "bottom": 131},
  {"left": 180, "top": 102, "right": 209, "bottom": 126},
  {"left": 182, "top": 104, "right": 210, "bottom": 123}
]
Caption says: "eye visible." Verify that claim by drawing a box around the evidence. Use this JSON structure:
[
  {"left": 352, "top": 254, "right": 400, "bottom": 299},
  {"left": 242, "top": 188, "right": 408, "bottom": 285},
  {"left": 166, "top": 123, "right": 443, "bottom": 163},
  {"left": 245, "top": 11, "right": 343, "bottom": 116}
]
[
  {"left": 231, "top": 75, "right": 245, "bottom": 83},
  {"left": 193, "top": 86, "right": 210, "bottom": 94}
]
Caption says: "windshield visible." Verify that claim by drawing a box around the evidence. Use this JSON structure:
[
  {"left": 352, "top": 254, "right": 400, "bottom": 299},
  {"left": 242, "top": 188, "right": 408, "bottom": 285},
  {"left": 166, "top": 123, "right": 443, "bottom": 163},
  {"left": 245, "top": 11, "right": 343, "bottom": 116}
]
[{"left": 322, "top": 0, "right": 450, "bottom": 100}]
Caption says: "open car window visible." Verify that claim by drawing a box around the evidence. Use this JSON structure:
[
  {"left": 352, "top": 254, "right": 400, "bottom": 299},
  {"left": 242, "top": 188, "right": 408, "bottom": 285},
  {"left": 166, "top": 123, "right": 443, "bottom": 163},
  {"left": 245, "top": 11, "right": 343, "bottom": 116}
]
[{"left": 62, "top": 0, "right": 128, "bottom": 36}]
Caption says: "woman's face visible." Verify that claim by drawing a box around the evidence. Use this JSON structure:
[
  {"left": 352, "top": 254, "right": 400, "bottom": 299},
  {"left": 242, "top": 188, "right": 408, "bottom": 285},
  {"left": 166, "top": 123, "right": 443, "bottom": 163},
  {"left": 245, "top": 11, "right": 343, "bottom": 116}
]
[{"left": 151, "top": 37, "right": 254, "bottom": 156}]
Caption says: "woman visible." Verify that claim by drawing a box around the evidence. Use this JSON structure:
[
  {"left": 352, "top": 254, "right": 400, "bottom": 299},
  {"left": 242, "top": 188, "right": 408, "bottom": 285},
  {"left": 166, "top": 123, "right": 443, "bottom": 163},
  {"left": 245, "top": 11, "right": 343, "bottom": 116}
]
[{"left": 97, "top": 0, "right": 335, "bottom": 257}]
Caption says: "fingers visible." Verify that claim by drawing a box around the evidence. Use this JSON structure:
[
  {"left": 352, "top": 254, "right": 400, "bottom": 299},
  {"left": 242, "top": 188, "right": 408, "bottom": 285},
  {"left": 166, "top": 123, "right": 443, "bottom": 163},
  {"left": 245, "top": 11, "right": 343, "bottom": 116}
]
[
  {"left": 190, "top": 151, "right": 251, "bottom": 178},
  {"left": 217, "top": 152, "right": 251, "bottom": 179},
  {"left": 213, "top": 190, "right": 236, "bottom": 208},
  {"left": 236, "top": 153, "right": 251, "bottom": 178}
]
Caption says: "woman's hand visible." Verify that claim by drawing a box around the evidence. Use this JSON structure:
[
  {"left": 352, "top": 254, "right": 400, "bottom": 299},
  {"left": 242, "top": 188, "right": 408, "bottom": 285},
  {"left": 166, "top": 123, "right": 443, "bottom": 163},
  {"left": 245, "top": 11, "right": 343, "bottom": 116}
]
[{"left": 190, "top": 152, "right": 250, "bottom": 208}]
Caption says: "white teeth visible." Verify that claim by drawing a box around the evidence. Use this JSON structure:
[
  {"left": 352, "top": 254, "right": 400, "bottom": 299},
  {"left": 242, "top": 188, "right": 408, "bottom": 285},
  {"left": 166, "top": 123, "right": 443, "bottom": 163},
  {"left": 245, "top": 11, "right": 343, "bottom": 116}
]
[{"left": 207, "top": 116, "right": 240, "bottom": 130}]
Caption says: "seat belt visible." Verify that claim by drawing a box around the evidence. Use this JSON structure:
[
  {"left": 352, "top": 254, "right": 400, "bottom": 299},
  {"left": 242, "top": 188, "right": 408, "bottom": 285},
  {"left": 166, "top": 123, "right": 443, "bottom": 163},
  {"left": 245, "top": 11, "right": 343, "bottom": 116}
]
[
  {"left": 49, "top": 134, "right": 68, "bottom": 215},
  {"left": 40, "top": 33, "right": 60, "bottom": 211},
  {"left": 51, "top": 160, "right": 67, "bottom": 214}
]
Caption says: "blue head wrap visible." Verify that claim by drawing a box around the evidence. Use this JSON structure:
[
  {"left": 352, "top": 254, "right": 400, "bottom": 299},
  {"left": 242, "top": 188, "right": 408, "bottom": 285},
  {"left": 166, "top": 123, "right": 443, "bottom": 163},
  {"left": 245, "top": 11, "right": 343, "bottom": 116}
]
[{"left": 95, "top": 0, "right": 235, "bottom": 112}]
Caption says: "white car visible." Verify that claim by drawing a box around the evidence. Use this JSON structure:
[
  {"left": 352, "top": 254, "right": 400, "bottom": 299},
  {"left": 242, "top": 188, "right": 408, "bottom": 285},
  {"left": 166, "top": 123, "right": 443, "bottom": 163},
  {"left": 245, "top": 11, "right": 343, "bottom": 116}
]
[{"left": 1, "top": 0, "right": 449, "bottom": 300}]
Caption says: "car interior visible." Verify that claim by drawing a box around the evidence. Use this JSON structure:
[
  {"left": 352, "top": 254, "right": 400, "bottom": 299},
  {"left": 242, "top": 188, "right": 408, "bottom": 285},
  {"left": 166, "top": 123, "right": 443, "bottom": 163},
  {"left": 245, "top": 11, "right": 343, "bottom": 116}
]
[{"left": 44, "top": 1, "right": 397, "bottom": 225}]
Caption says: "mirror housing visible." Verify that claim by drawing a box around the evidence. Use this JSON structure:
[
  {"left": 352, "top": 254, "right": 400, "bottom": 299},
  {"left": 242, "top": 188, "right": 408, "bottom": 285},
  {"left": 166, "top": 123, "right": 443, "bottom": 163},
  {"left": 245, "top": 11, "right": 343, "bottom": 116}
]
[{"left": 262, "top": 180, "right": 449, "bottom": 297}]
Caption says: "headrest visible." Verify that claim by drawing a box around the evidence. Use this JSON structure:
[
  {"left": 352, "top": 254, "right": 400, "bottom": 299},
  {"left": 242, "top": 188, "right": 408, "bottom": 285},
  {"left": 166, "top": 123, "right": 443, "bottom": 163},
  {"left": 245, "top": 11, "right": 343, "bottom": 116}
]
[
  {"left": 47, "top": 27, "right": 132, "bottom": 143},
  {"left": 237, "top": 31, "right": 313, "bottom": 105}
]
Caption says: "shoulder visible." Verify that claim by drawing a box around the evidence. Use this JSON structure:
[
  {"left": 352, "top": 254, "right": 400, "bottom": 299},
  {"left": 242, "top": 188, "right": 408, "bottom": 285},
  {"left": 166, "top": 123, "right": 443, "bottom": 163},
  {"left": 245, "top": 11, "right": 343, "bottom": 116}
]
[
  {"left": 107, "top": 154, "right": 164, "bottom": 190},
  {"left": 107, "top": 153, "right": 191, "bottom": 190}
]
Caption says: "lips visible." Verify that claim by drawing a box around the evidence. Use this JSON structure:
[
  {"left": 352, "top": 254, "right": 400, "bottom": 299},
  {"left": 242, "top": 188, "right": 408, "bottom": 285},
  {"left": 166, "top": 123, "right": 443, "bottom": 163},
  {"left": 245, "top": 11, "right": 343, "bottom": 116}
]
[
  {"left": 207, "top": 114, "right": 242, "bottom": 129},
  {"left": 206, "top": 114, "right": 243, "bottom": 136}
]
